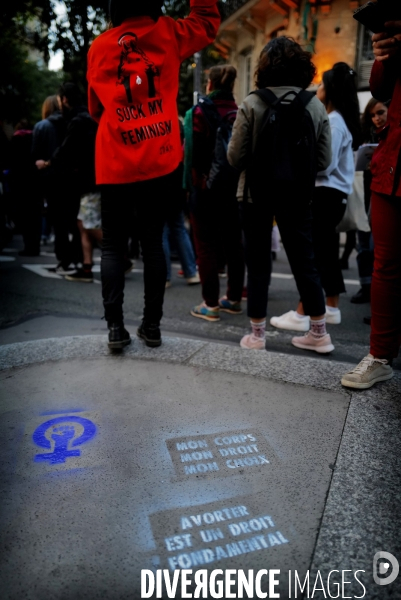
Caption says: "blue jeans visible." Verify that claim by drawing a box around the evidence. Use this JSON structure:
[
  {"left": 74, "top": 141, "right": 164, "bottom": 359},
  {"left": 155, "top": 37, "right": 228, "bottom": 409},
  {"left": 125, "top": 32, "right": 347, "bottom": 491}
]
[{"left": 163, "top": 210, "right": 197, "bottom": 281}]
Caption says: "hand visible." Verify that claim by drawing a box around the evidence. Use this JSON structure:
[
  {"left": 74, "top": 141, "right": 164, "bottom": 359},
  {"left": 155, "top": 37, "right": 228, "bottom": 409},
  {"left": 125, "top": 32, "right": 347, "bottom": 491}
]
[
  {"left": 35, "top": 159, "right": 48, "bottom": 170},
  {"left": 372, "top": 21, "right": 401, "bottom": 61}
]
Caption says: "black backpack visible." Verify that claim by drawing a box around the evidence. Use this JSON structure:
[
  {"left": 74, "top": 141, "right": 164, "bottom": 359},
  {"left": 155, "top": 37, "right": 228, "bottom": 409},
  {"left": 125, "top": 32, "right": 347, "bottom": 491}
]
[
  {"left": 197, "top": 96, "right": 239, "bottom": 192},
  {"left": 245, "top": 89, "right": 317, "bottom": 203}
]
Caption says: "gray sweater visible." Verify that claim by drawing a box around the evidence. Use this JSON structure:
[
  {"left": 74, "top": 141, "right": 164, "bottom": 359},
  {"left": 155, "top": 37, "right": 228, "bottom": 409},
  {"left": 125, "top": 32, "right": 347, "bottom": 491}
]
[{"left": 227, "top": 86, "right": 332, "bottom": 201}]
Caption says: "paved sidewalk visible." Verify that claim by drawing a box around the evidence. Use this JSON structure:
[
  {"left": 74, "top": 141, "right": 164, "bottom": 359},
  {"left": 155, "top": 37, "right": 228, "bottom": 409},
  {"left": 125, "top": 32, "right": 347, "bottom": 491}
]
[{"left": 0, "top": 334, "right": 400, "bottom": 599}]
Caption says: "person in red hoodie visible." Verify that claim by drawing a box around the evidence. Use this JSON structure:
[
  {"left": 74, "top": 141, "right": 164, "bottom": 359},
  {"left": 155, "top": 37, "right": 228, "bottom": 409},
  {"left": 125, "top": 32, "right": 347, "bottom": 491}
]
[
  {"left": 87, "top": 0, "right": 220, "bottom": 349},
  {"left": 342, "top": 15, "right": 401, "bottom": 389}
]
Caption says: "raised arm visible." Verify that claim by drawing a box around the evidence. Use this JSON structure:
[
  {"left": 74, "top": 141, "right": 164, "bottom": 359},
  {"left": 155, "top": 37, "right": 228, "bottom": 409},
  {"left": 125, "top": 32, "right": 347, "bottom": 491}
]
[
  {"left": 370, "top": 60, "right": 398, "bottom": 102},
  {"left": 170, "top": 0, "right": 220, "bottom": 62},
  {"left": 370, "top": 20, "right": 401, "bottom": 100}
]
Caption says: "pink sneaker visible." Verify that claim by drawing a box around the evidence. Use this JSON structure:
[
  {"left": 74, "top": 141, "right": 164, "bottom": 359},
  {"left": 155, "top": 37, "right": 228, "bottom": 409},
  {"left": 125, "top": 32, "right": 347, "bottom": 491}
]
[
  {"left": 240, "top": 333, "right": 265, "bottom": 350},
  {"left": 291, "top": 331, "right": 334, "bottom": 354}
]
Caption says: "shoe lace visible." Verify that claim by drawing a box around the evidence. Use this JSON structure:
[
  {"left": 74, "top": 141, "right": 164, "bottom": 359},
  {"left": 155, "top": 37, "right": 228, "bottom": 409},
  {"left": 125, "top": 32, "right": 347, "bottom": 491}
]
[{"left": 352, "top": 355, "right": 386, "bottom": 375}]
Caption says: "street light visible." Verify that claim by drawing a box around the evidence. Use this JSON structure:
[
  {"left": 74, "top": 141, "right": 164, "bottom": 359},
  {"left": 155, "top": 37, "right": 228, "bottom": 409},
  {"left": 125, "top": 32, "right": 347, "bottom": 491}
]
[{"left": 193, "top": 51, "right": 202, "bottom": 105}]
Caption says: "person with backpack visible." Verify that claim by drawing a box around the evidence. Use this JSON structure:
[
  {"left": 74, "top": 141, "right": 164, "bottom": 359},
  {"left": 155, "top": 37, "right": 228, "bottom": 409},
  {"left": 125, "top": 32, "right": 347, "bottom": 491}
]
[
  {"left": 32, "top": 95, "right": 66, "bottom": 249},
  {"left": 87, "top": 0, "right": 220, "bottom": 349},
  {"left": 228, "top": 36, "right": 333, "bottom": 353},
  {"left": 271, "top": 62, "right": 361, "bottom": 331},
  {"left": 185, "top": 64, "right": 245, "bottom": 322},
  {"left": 36, "top": 83, "right": 98, "bottom": 273}
]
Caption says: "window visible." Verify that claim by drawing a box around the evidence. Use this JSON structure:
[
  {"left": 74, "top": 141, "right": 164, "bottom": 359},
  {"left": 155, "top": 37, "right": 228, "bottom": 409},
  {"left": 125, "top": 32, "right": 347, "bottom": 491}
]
[
  {"left": 357, "top": 25, "right": 374, "bottom": 90},
  {"left": 239, "top": 48, "right": 253, "bottom": 101}
]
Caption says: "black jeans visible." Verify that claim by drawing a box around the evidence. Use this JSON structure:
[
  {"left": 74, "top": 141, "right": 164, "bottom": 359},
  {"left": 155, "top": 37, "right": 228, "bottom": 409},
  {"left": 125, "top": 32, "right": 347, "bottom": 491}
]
[
  {"left": 47, "top": 186, "right": 82, "bottom": 267},
  {"left": 101, "top": 170, "right": 178, "bottom": 325},
  {"left": 312, "top": 186, "right": 347, "bottom": 297},
  {"left": 240, "top": 194, "right": 325, "bottom": 319}
]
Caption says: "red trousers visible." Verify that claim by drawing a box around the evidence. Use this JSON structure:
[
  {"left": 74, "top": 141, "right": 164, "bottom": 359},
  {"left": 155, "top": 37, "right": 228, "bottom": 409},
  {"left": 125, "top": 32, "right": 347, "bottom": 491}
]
[{"left": 370, "top": 191, "right": 401, "bottom": 359}]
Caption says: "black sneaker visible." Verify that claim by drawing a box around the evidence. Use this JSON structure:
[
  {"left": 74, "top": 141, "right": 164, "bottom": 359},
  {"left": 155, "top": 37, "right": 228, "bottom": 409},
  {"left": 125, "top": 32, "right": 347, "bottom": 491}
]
[
  {"left": 137, "top": 321, "right": 161, "bottom": 347},
  {"left": 351, "top": 284, "right": 371, "bottom": 304},
  {"left": 65, "top": 268, "right": 93, "bottom": 283},
  {"left": 108, "top": 323, "right": 131, "bottom": 349}
]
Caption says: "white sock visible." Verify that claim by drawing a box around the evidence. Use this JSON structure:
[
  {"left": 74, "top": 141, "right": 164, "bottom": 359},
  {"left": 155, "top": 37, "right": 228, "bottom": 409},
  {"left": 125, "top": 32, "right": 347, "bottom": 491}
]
[
  {"left": 294, "top": 312, "right": 309, "bottom": 320},
  {"left": 326, "top": 305, "right": 340, "bottom": 313},
  {"left": 251, "top": 320, "right": 266, "bottom": 339}
]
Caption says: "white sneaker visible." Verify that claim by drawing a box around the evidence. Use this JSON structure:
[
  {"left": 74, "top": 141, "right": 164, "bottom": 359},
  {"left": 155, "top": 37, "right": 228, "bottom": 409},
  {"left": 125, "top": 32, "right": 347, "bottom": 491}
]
[
  {"left": 325, "top": 307, "right": 341, "bottom": 324},
  {"left": 270, "top": 310, "right": 310, "bottom": 332},
  {"left": 341, "top": 354, "right": 393, "bottom": 389}
]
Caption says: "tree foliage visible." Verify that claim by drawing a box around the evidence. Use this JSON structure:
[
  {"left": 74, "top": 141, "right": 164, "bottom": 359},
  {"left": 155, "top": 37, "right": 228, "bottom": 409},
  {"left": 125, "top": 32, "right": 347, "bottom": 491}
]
[
  {"left": 0, "top": 1, "right": 61, "bottom": 123},
  {"left": 1, "top": 1, "right": 224, "bottom": 123}
]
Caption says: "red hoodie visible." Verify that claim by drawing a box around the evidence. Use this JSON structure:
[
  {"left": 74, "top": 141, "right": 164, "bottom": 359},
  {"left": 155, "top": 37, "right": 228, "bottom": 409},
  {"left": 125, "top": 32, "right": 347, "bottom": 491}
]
[{"left": 87, "top": 0, "right": 220, "bottom": 185}]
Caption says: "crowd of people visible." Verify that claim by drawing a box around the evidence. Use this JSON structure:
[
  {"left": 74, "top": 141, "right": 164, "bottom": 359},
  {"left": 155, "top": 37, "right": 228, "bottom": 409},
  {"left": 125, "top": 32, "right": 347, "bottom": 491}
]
[{"left": 1, "top": 0, "right": 400, "bottom": 390}]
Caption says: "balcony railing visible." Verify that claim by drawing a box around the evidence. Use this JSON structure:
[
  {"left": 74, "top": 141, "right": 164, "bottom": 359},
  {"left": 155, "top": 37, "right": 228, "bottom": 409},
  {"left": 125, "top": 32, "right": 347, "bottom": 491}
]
[{"left": 218, "top": 0, "right": 252, "bottom": 21}]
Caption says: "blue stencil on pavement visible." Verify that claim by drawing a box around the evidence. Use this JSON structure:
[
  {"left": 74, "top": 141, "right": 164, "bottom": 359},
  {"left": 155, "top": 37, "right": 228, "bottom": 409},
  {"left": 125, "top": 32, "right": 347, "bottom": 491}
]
[{"left": 32, "top": 416, "right": 96, "bottom": 465}]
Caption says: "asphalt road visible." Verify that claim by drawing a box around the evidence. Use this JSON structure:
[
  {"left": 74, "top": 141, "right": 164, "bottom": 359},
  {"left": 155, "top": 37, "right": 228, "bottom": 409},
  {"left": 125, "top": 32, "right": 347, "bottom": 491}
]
[{"left": 1, "top": 234, "right": 398, "bottom": 369}]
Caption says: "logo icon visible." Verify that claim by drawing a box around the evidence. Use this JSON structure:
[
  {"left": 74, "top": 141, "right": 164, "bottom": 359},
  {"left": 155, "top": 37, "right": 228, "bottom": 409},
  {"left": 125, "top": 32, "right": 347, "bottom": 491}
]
[
  {"left": 373, "top": 552, "right": 399, "bottom": 586},
  {"left": 33, "top": 416, "right": 96, "bottom": 465}
]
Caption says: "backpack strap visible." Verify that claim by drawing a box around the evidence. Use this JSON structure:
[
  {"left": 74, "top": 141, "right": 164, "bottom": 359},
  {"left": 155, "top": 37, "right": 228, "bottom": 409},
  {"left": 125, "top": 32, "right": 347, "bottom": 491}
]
[
  {"left": 251, "top": 88, "right": 279, "bottom": 107},
  {"left": 252, "top": 88, "right": 315, "bottom": 109},
  {"left": 297, "top": 90, "right": 315, "bottom": 109}
]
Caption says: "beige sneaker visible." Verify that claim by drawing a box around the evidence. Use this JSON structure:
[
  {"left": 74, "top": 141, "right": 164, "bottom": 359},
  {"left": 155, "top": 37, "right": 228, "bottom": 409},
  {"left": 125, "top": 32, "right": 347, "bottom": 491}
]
[
  {"left": 292, "top": 331, "right": 334, "bottom": 354},
  {"left": 341, "top": 354, "right": 393, "bottom": 389},
  {"left": 187, "top": 272, "right": 201, "bottom": 285}
]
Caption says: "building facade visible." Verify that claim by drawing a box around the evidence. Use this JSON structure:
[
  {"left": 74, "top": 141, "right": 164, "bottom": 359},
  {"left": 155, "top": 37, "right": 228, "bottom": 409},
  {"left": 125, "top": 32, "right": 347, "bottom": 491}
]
[{"left": 215, "top": 0, "right": 373, "bottom": 104}]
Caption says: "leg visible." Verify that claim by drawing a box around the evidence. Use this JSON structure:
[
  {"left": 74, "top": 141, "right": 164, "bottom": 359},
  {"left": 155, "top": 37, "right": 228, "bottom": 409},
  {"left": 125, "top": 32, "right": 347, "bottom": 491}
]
[
  {"left": 68, "top": 192, "right": 83, "bottom": 266},
  {"left": 101, "top": 184, "right": 131, "bottom": 324},
  {"left": 370, "top": 192, "right": 401, "bottom": 359},
  {"left": 171, "top": 211, "right": 197, "bottom": 279},
  {"left": 340, "top": 230, "right": 356, "bottom": 264},
  {"left": 276, "top": 203, "right": 325, "bottom": 318},
  {"left": 223, "top": 200, "right": 245, "bottom": 303},
  {"left": 77, "top": 220, "right": 94, "bottom": 265},
  {"left": 162, "top": 223, "right": 172, "bottom": 282},
  {"left": 312, "top": 187, "right": 347, "bottom": 303},
  {"left": 50, "top": 193, "right": 71, "bottom": 267},
  {"left": 240, "top": 201, "right": 273, "bottom": 319},
  {"left": 341, "top": 194, "right": 397, "bottom": 387},
  {"left": 238, "top": 201, "right": 273, "bottom": 349},
  {"left": 136, "top": 171, "right": 177, "bottom": 325},
  {"left": 190, "top": 189, "right": 220, "bottom": 308}
]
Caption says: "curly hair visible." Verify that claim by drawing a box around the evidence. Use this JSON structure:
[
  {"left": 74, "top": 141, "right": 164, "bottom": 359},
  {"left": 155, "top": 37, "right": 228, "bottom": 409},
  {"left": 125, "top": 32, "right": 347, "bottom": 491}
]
[{"left": 255, "top": 37, "right": 316, "bottom": 90}]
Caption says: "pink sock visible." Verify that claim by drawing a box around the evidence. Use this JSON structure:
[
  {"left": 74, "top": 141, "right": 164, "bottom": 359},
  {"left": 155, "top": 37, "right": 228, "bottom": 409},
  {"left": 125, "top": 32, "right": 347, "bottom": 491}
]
[
  {"left": 251, "top": 320, "right": 266, "bottom": 339},
  {"left": 310, "top": 317, "right": 327, "bottom": 338}
]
